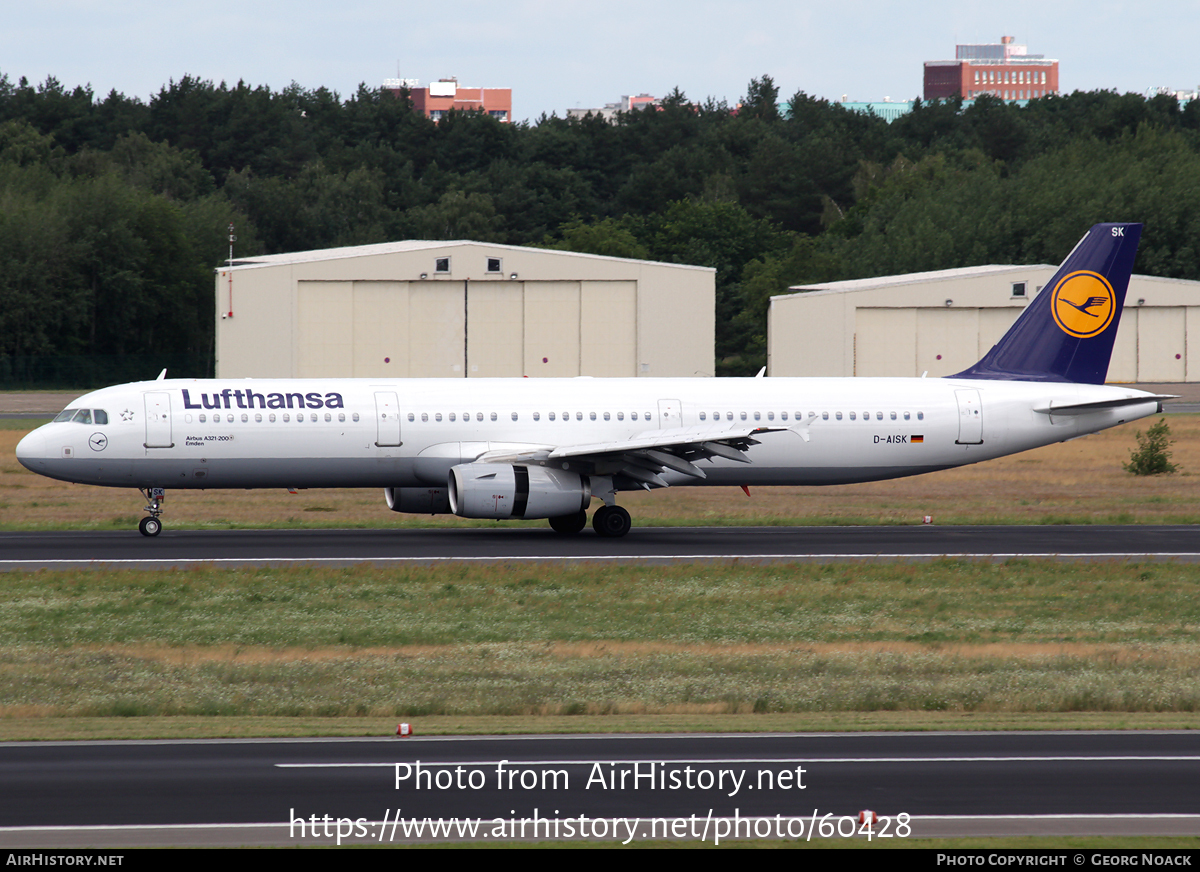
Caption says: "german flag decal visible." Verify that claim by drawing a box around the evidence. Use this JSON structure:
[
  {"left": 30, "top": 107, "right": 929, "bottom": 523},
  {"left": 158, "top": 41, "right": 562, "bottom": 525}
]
[{"left": 911, "top": 435, "right": 924, "bottom": 443}]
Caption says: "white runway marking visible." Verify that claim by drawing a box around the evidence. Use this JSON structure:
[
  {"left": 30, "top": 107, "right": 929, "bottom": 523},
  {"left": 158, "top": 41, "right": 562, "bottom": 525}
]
[
  {"left": 278, "top": 755, "right": 1200, "bottom": 768},
  {"left": 5, "top": 552, "right": 1200, "bottom": 569}
]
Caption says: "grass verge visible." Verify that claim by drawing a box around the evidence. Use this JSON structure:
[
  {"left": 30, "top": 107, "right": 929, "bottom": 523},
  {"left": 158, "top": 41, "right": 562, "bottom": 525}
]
[{"left": 1, "top": 561, "right": 1199, "bottom": 736}]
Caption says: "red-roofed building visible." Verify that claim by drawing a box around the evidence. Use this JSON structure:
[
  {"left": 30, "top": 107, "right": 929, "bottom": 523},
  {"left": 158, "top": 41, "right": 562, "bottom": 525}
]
[{"left": 383, "top": 78, "right": 512, "bottom": 122}]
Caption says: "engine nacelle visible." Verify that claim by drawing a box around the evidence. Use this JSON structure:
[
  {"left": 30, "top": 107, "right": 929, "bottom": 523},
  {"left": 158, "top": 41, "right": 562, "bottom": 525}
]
[
  {"left": 448, "top": 463, "right": 590, "bottom": 520},
  {"left": 385, "top": 487, "right": 451, "bottom": 515}
]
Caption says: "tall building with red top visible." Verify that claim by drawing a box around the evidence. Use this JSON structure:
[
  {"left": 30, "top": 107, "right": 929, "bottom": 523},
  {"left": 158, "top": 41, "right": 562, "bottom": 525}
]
[
  {"left": 383, "top": 78, "right": 512, "bottom": 122},
  {"left": 924, "top": 36, "right": 1059, "bottom": 102}
]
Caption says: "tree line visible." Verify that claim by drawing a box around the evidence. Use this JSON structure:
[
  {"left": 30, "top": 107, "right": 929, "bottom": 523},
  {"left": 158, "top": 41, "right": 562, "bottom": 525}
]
[{"left": 2, "top": 71, "right": 1199, "bottom": 384}]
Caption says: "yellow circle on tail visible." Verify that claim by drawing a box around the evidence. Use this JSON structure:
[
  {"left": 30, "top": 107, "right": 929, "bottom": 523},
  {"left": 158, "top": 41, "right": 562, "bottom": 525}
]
[{"left": 1050, "top": 271, "right": 1116, "bottom": 339}]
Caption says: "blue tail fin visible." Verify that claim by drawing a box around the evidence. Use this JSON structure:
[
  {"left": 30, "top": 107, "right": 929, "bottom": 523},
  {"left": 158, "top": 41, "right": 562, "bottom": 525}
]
[{"left": 952, "top": 223, "right": 1142, "bottom": 384}]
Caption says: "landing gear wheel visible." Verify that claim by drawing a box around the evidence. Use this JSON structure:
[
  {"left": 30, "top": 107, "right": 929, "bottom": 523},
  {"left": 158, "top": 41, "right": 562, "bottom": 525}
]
[
  {"left": 549, "top": 511, "right": 588, "bottom": 534},
  {"left": 138, "top": 516, "right": 162, "bottom": 537},
  {"left": 592, "top": 505, "right": 632, "bottom": 538}
]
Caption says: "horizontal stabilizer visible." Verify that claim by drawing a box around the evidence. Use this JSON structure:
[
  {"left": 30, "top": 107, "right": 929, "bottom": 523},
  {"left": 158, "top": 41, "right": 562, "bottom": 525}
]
[{"left": 1032, "top": 395, "right": 1175, "bottom": 415}]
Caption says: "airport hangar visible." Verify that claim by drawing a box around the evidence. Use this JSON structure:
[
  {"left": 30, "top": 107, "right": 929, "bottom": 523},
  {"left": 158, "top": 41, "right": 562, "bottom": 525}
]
[
  {"left": 767, "top": 265, "right": 1200, "bottom": 382},
  {"left": 214, "top": 241, "right": 715, "bottom": 380}
]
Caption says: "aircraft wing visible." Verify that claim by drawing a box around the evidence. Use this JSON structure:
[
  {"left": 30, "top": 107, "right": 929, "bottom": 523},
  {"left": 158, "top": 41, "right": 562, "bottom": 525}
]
[{"left": 476, "top": 425, "right": 786, "bottom": 489}]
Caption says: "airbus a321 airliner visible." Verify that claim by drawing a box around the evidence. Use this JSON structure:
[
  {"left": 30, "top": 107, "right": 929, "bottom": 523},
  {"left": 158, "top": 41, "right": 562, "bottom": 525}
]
[{"left": 16, "top": 223, "right": 1170, "bottom": 538}]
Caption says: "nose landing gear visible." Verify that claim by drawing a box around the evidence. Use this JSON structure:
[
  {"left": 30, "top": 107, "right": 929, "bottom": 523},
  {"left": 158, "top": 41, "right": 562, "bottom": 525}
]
[{"left": 138, "top": 487, "right": 165, "bottom": 536}]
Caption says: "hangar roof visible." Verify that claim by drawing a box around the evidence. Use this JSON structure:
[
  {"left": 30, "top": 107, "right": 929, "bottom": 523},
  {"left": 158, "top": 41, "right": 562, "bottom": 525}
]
[
  {"left": 775, "top": 264, "right": 1054, "bottom": 300},
  {"left": 226, "top": 239, "right": 713, "bottom": 273},
  {"left": 774, "top": 264, "right": 1200, "bottom": 301}
]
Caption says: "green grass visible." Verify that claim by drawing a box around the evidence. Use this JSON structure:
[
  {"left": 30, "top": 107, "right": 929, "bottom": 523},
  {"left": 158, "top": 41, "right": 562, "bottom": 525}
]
[
  {"left": 2, "top": 561, "right": 1200, "bottom": 723},
  {"left": 0, "top": 417, "right": 50, "bottom": 430}
]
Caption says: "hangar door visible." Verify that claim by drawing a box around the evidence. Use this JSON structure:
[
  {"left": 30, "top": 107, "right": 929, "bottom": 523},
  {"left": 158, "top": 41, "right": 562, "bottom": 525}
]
[{"left": 297, "top": 279, "right": 639, "bottom": 379}]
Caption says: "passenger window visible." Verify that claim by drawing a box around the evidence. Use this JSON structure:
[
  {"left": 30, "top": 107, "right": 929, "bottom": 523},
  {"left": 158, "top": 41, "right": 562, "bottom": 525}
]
[
  {"left": 740, "top": 412, "right": 747, "bottom": 421},
  {"left": 533, "top": 412, "right": 540, "bottom": 421},
  {"left": 632, "top": 412, "right": 638, "bottom": 421},
  {"left": 781, "top": 412, "right": 788, "bottom": 421},
  {"left": 476, "top": 412, "right": 483, "bottom": 422},
  {"left": 699, "top": 412, "right": 706, "bottom": 421},
  {"left": 352, "top": 413, "right": 360, "bottom": 422},
  {"left": 256, "top": 413, "right": 263, "bottom": 423},
  {"left": 269, "top": 414, "right": 276, "bottom": 422},
  {"left": 213, "top": 413, "right": 222, "bottom": 423},
  {"left": 435, "top": 413, "right": 442, "bottom": 422},
  {"left": 918, "top": 412, "right": 925, "bottom": 420},
  {"left": 491, "top": 412, "right": 498, "bottom": 421},
  {"left": 589, "top": 412, "right": 596, "bottom": 421},
  {"left": 890, "top": 412, "right": 897, "bottom": 420},
  {"left": 199, "top": 414, "right": 207, "bottom": 423},
  {"left": 512, "top": 412, "right": 519, "bottom": 421},
  {"left": 876, "top": 412, "right": 883, "bottom": 420},
  {"left": 421, "top": 413, "right": 429, "bottom": 422},
  {"left": 835, "top": 411, "right": 843, "bottom": 420},
  {"left": 603, "top": 411, "right": 610, "bottom": 421},
  {"left": 767, "top": 411, "right": 774, "bottom": 420},
  {"left": 726, "top": 412, "right": 733, "bottom": 421},
  {"left": 549, "top": 412, "right": 556, "bottom": 421},
  {"left": 849, "top": 411, "right": 856, "bottom": 420},
  {"left": 324, "top": 412, "right": 331, "bottom": 422},
  {"left": 576, "top": 412, "right": 583, "bottom": 421},
  {"left": 339, "top": 413, "right": 345, "bottom": 422},
  {"left": 94, "top": 410, "right": 108, "bottom": 425},
  {"left": 241, "top": 414, "right": 249, "bottom": 423},
  {"left": 822, "top": 411, "right": 829, "bottom": 420},
  {"left": 282, "top": 413, "right": 289, "bottom": 422},
  {"left": 617, "top": 412, "right": 624, "bottom": 421},
  {"left": 904, "top": 412, "right": 911, "bottom": 420},
  {"left": 449, "top": 413, "right": 456, "bottom": 422},
  {"left": 407, "top": 413, "right": 414, "bottom": 422}
]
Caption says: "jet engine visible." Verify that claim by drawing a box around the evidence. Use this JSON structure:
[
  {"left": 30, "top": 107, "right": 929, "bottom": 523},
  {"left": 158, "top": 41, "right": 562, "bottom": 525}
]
[
  {"left": 448, "top": 463, "right": 590, "bottom": 520},
  {"left": 385, "top": 487, "right": 451, "bottom": 515}
]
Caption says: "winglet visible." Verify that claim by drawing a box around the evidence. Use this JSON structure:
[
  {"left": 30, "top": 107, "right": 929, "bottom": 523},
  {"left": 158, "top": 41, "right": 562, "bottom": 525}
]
[{"left": 952, "top": 223, "right": 1142, "bottom": 384}]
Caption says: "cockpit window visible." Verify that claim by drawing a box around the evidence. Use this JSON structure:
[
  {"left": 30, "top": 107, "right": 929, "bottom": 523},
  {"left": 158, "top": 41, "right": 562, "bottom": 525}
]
[
  {"left": 54, "top": 409, "right": 77, "bottom": 423},
  {"left": 94, "top": 410, "right": 108, "bottom": 425},
  {"left": 71, "top": 409, "right": 92, "bottom": 424}
]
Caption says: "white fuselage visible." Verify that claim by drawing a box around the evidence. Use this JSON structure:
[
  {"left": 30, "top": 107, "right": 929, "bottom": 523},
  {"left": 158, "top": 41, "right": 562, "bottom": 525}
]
[{"left": 15, "top": 376, "right": 1160, "bottom": 492}]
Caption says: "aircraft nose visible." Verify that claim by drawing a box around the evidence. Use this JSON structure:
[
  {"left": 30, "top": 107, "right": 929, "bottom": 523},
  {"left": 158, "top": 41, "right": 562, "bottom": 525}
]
[{"left": 15, "top": 428, "right": 46, "bottom": 471}]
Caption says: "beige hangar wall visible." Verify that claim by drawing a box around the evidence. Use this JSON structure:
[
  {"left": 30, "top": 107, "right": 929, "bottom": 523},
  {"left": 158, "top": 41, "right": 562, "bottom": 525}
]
[
  {"left": 215, "top": 241, "right": 713, "bottom": 380},
  {"left": 768, "top": 266, "right": 1200, "bottom": 382}
]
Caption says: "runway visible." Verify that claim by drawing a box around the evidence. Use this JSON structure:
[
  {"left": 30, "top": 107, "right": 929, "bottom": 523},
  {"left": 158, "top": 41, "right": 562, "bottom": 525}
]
[
  {"left": 3, "top": 524, "right": 1200, "bottom": 569},
  {"left": 1, "top": 731, "right": 1198, "bottom": 846}
]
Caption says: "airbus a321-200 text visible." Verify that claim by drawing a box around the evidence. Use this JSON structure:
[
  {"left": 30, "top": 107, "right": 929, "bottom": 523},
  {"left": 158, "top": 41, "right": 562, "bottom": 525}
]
[{"left": 16, "top": 222, "right": 1170, "bottom": 538}]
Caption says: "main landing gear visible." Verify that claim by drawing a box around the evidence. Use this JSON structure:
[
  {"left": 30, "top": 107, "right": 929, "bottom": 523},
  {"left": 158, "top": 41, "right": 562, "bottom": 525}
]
[
  {"left": 549, "top": 510, "right": 588, "bottom": 534},
  {"left": 547, "top": 505, "right": 633, "bottom": 538},
  {"left": 138, "top": 487, "right": 165, "bottom": 537},
  {"left": 591, "top": 505, "right": 632, "bottom": 538}
]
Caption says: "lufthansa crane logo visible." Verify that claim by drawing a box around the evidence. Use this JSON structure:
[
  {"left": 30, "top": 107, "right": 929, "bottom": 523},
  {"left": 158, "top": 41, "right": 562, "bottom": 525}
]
[{"left": 1050, "top": 270, "right": 1117, "bottom": 339}]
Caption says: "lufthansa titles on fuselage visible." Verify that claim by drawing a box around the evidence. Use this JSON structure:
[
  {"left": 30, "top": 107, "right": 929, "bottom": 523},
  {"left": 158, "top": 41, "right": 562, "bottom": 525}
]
[{"left": 181, "top": 389, "right": 345, "bottom": 411}]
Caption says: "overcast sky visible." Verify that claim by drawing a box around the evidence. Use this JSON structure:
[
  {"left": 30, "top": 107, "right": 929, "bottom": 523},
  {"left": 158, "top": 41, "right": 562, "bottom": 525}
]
[{"left": 5, "top": 1, "right": 1197, "bottom": 122}]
